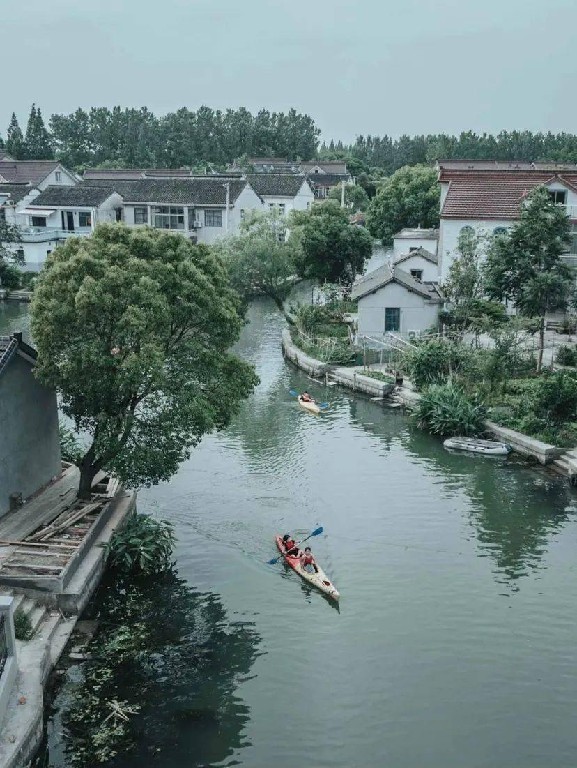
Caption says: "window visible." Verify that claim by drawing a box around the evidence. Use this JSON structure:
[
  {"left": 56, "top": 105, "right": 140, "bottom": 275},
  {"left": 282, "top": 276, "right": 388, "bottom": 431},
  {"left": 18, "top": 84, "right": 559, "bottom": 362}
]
[
  {"left": 46, "top": 250, "right": 52, "bottom": 257},
  {"left": 55, "top": 171, "right": 62, "bottom": 183},
  {"left": 187, "top": 208, "right": 197, "bottom": 230},
  {"left": 269, "top": 203, "right": 275, "bottom": 211},
  {"left": 16, "top": 248, "right": 24, "bottom": 262},
  {"left": 152, "top": 206, "right": 185, "bottom": 230},
  {"left": 134, "top": 207, "right": 148, "bottom": 225},
  {"left": 385, "top": 307, "right": 401, "bottom": 332},
  {"left": 204, "top": 210, "right": 222, "bottom": 227},
  {"left": 460, "top": 225, "right": 475, "bottom": 237},
  {"left": 278, "top": 203, "right": 286, "bottom": 216},
  {"left": 31, "top": 216, "right": 47, "bottom": 228},
  {"left": 549, "top": 190, "right": 567, "bottom": 205},
  {"left": 240, "top": 209, "right": 245, "bottom": 220},
  {"left": 78, "top": 212, "right": 92, "bottom": 228},
  {"left": 410, "top": 269, "right": 423, "bottom": 280},
  {"left": 409, "top": 246, "right": 419, "bottom": 252}
]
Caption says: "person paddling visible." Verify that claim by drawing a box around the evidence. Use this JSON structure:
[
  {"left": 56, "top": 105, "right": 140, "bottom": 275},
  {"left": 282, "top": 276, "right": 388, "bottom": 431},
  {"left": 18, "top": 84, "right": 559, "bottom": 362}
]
[
  {"left": 300, "top": 546, "right": 318, "bottom": 573},
  {"left": 282, "top": 533, "right": 299, "bottom": 557},
  {"left": 300, "top": 392, "right": 315, "bottom": 403}
]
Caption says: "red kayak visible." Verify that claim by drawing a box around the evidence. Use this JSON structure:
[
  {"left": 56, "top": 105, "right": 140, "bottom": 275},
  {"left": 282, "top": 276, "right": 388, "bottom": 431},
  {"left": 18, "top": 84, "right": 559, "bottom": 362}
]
[{"left": 275, "top": 535, "right": 339, "bottom": 600}]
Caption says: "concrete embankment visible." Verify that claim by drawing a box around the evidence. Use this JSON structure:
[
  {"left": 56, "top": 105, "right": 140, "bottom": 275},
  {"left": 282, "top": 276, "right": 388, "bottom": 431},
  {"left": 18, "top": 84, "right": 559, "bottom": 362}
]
[
  {"left": 0, "top": 488, "right": 136, "bottom": 768},
  {"left": 281, "top": 329, "right": 395, "bottom": 399}
]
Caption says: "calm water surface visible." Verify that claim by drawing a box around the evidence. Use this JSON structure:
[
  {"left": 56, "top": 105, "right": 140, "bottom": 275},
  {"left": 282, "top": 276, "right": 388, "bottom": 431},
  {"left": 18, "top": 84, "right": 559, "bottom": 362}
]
[{"left": 5, "top": 297, "right": 577, "bottom": 768}]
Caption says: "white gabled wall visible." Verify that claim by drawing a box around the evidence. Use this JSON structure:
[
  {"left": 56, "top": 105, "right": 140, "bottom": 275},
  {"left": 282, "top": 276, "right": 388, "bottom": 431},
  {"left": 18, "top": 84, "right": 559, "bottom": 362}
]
[
  {"left": 392, "top": 237, "right": 438, "bottom": 261},
  {"left": 37, "top": 165, "right": 77, "bottom": 190},
  {"left": 394, "top": 253, "right": 439, "bottom": 282},
  {"left": 357, "top": 282, "right": 440, "bottom": 336}
]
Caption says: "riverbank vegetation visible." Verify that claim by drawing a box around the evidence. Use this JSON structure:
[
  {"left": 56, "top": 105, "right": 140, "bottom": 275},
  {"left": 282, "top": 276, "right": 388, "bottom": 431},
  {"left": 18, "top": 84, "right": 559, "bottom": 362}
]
[{"left": 30, "top": 224, "right": 259, "bottom": 499}]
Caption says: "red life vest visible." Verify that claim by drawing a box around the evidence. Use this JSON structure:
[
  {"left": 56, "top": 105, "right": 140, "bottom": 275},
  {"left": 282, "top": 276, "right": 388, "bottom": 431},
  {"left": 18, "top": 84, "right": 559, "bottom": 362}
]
[
  {"left": 284, "top": 538, "right": 296, "bottom": 551},
  {"left": 303, "top": 552, "right": 314, "bottom": 565}
]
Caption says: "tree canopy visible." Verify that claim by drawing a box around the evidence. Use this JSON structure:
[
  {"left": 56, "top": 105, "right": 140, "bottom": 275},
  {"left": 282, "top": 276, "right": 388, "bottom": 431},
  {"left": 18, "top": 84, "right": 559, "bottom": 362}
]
[
  {"left": 24, "top": 104, "right": 54, "bottom": 160},
  {"left": 215, "top": 210, "right": 298, "bottom": 312},
  {"left": 366, "top": 165, "right": 440, "bottom": 245},
  {"left": 5, "top": 113, "right": 25, "bottom": 159},
  {"left": 327, "top": 183, "right": 369, "bottom": 211},
  {"left": 484, "top": 186, "right": 574, "bottom": 371},
  {"left": 31, "top": 224, "right": 258, "bottom": 497},
  {"left": 290, "top": 202, "right": 372, "bottom": 285}
]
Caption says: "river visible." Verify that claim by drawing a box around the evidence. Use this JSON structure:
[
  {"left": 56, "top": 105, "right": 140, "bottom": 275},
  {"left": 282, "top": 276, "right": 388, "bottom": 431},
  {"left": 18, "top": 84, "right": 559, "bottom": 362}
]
[{"left": 4, "top": 296, "right": 577, "bottom": 768}]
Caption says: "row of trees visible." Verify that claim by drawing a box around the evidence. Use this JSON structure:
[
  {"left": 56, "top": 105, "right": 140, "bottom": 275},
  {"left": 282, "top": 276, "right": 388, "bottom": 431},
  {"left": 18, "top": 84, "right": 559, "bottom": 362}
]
[
  {"left": 1, "top": 105, "right": 320, "bottom": 169},
  {"left": 320, "top": 131, "right": 577, "bottom": 176}
]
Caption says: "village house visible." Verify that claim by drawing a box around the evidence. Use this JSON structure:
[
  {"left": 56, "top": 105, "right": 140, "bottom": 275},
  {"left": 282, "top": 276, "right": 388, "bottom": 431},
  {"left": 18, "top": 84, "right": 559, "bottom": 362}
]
[
  {"left": 437, "top": 160, "right": 577, "bottom": 282},
  {"left": 299, "top": 160, "right": 352, "bottom": 199},
  {"left": 351, "top": 262, "right": 442, "bottom": 337},
  {"left": 0, "top": 333, "right": 61, "bottom": 518},
  {"left": 246, "top": 174, "right": 314, "bottom": 216},
  {"left": 392, "top": 227, "right": 439, "bottom": 262}
]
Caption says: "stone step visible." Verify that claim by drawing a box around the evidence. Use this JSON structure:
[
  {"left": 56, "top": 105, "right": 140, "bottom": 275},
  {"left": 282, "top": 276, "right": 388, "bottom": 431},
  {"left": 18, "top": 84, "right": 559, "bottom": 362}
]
[
  {"left": 27, "top": 605, "right": 48, "bottom": 636},
  {"left": 18, "top": 597, "right": 36, "bottom": 618}
]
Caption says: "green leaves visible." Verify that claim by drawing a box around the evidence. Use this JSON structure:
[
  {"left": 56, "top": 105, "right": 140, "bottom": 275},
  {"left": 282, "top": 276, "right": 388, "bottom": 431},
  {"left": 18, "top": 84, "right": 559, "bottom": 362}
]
[
  {"left": 366, "top": 165, "right": 440, "bottom": 245},
  {"left": 414, "top": 384, "right": 486, "bottom": 437},
  {"left": 105, "top": 513, "right": 176, "bottom": 575},
  {"left": 31, "top": 224, "right": 259, "bottom": 493}
]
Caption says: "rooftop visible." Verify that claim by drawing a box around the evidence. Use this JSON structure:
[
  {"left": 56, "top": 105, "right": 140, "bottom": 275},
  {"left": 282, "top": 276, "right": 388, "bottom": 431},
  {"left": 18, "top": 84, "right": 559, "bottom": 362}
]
[
  {"left": 394, "top": 227, "right": 439, "bottom": 240},
  {"left": 0, "top": 184, "right": 36, "bottom": 205},
  {"left": 438, "top": 159, "right": 577, "bottom": 173},
  {"left": 301, "top": 161, "right": 349, "bottom": 175},
  {"left": 247, "top": 174, "right": 307, "bottom": 198},
  {"left": 306, "top": 173, "right": 350, "bottom": 187},
  {"left": 0, "top": 160, "right": 62, "bottom": 185},
  {"left": 394, "top": 247, "right": 438, "bottom": 266},
  {"left": 30, "top": 185, "right": 120, "bottom": 208},
  {"left": 83, "top": 168, "right": 202, "bottom": 180},
  {"left": 351, "top": 262, "right": 442, "bottom": 302},
  {"left": 112, "top": 177, "right": 248, "bottom": 205}
]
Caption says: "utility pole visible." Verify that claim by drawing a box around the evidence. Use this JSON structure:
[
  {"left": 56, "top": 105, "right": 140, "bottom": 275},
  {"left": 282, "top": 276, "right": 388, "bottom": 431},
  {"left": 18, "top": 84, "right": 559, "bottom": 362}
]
[
  {"left": 341, "top": 179, "right": 346, "bottom": 208},
  {"left": 223, "top": 182, "right": 230, "bottom": 233}
]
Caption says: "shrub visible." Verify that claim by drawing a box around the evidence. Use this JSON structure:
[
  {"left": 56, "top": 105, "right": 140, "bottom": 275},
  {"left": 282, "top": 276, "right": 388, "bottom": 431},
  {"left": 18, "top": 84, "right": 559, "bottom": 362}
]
[
  {"left": 556, "top": 345, "right": 577, "bottom": 367},
  {"left": 402, "top": 338, "right": 477, "bottom": 391},
  {"left": 525, "top": 371, "right": 577, "bottom": 425},
  {"left": 105, "top": 514, "right": 175, "bottom": 575},
  {"left": 14, "top": 607, "right": 33, "bottom": 641},
  {"left": 414, "top": 383, "right": 486, "bottom": 437},
  {"left": 0, "top": 262, "right": 22, "bottom": 291}
]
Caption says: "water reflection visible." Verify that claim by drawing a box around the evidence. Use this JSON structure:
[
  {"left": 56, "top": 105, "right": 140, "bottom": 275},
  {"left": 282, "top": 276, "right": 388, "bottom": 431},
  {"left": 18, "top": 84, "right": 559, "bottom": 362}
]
[
  {"left": 0, "top": 301, "right": 31, "bottom": 341},
  {"left": 349, "top": 394, "right": 574, "bottom": 585},
  {"left": 43, "top": 571, "right": 262, "bottom": 768}
]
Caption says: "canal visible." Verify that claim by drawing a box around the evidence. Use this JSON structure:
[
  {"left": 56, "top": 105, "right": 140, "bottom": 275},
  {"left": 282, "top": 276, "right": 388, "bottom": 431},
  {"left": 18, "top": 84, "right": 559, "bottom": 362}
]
[{"left": 4, "top": 296, "right": 577, "bottom": 767}]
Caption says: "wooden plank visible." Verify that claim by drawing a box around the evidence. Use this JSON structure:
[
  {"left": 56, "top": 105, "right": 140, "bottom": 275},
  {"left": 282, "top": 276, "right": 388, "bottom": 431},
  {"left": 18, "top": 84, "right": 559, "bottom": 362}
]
[
  {"left": 0, "top": 539, "right": 76, "bottom": 550},
  {"left": 31, "top": 501, "right": 104, "bottom": 542},
  {"left": 2, "top": 563, "right": 64, "bottom": 572}
]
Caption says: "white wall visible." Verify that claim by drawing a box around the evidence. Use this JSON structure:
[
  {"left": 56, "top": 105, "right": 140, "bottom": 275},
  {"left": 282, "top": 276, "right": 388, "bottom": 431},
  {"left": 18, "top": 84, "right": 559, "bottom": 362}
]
[
  {"left": 357, "top": 282, "right": 440, "bottom": 336},
  {"left": 438, "top": 219, "right": 512, "bottom": 282},
  {"left": 394, "top": 253, "right": 439, "bottom": 282},
  {"left": 393, "top": 237, "right": 438, "bottom": 261},
  {"left": 4, "top": 239, "right": 61, "bottom": 272},
  {"left": 37, "top": 166, "right": 77, "bottom": 190}
]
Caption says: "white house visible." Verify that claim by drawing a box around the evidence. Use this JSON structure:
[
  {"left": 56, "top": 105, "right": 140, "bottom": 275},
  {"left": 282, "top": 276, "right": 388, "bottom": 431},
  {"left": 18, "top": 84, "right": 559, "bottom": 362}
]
[
  {"left": 7, "top": 186, "right": 123, "bottom": 271},
  {"left": 0, "top": 159, "right": 78, "bottom": 189},
  {"left": 393, "top": 247, "right": 439, "bottom": 283},
  {"left": 351, "top": 263, "right": 442, "bottom": 337},
  {"left": 437, "top": 160, "right": 577, "bottom": 282},
  {"left": 392, "top": 227, "right": 439, "bottom": 261},
  {"left": 246, "top": 174, "right": 314, "bottom": 215}
]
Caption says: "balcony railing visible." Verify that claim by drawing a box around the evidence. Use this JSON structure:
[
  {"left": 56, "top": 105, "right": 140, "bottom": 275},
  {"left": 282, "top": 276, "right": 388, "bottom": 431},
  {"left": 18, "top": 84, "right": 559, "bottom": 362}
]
[{"left": 19, "top": 227, "right": 92, "bottom": 242}]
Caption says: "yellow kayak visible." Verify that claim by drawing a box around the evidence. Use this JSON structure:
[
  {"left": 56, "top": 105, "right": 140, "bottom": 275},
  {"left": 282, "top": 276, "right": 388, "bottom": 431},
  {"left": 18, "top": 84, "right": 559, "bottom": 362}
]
[{"left": 298, "top": 396, "right": 321, "bottom": 415}]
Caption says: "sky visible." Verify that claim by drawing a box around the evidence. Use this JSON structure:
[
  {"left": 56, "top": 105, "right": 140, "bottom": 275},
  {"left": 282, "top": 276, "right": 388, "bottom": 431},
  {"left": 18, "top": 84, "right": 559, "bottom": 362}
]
[{"left": 2, "top": 0, "right": 577, "bottom": 144}]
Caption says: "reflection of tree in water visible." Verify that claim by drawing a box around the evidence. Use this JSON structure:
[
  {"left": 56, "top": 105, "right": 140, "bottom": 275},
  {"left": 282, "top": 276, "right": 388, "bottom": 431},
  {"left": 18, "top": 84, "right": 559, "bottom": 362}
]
[
  {"left": 349, "top": 397, "right": 573, "bottom": 585},
  {"left": 49, "top": 570, "right": 262, "bottom": 768}
]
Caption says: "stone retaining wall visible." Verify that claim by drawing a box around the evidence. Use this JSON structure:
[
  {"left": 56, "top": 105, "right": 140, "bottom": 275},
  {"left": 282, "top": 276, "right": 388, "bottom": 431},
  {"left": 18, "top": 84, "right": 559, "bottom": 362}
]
[{"left": 484, "top": 421, "right": 563, "bottom": 465}]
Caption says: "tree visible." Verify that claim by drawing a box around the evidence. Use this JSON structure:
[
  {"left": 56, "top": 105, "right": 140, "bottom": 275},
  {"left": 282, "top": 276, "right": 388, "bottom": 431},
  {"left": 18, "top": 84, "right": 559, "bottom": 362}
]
[
  {"left": 327, "top": 183, "right": 369, "bottom": 211},
  {"left": 366, "top": 164, "right": 440, "bottom": 245},
  {"left": 290, "top": 202, "right": 372, "bottom": 285},
  {"left": 5, "top": 113, "right": 26, "bottom": 159},
  {"left": 484, "top": 186, "right": 574, "bottom": 372},
  {"left": 24, "top": 104, "right": 54, "bottom": 159},
  {"left": 215, "top": 209, "right": 299, "bottom": 312},
  {"left": 0, "top": 219, "right": 23, "bottom": 290},
  {"left": 30, "top": 224, "right": 259, "bottom": 498}
]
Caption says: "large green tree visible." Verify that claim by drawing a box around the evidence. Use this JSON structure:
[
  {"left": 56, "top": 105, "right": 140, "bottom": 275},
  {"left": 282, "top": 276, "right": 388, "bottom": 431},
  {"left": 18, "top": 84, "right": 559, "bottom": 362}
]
[
  {"left": 5, "top": 113, "right": 26, "bottom": 159},
  {"left": 290, "top": 202, "right": 372, "bottom": 284},
  {"left": 215, "top": 210, "right": 299, "bottom": 312},
  {"left": 31, "top": 225, "right": 258, "bottom": 498},
  {"left": 484, "top": 187, "right": 574, "bottom": 371},
  {"left": 0, "top": 220, "right": 23, "bottom": 290},
  {"left": 366, "top": 164, "right": 440, "bottom": 245},
  {"left": 327, "top": 183, "right": 369, "bottom": 211},
  {"left": 25, "top": 104, "right": 53, "bottom": 159}
]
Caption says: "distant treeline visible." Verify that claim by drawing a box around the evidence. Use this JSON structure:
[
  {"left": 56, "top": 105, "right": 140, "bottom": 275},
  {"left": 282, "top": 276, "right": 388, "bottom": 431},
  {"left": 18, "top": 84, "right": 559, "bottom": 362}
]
[
  {"left": 320, "top": 132, "right": 577, "bottom": 176},
  {"left": 4, "top": 104, "right": 577, "bottom": 175},
  {"left": 0, "top": 105, "right": 319, "bottom": 170}
]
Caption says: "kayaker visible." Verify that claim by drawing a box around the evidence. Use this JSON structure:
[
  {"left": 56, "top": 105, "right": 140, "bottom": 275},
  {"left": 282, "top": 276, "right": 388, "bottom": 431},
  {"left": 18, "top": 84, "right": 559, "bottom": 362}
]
[
  {"left": 282, "top": 534, "right": 299, "bottom": 556},
  {"left": 300, "top": 392, "right": 315, "bottom": 403},
  {"left": 300, "top": 546, "right": 318, "bottom": 573}
]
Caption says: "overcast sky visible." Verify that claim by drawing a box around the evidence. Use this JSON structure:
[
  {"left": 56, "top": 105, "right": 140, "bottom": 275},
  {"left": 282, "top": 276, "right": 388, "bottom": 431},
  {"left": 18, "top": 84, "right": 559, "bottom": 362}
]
[{"left": 2, "top": 0, "right": 577, "bottom": 144}]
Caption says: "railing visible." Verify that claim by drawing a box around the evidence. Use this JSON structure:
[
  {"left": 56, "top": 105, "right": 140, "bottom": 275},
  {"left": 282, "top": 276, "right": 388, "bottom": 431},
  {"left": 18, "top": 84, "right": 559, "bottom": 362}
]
[{"left": 20, "top": 227, "right": 92, "bottom": 242}]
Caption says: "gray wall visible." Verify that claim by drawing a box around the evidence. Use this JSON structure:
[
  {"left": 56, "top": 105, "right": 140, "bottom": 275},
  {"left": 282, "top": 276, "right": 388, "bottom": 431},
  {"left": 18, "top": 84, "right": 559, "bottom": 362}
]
[{"left": 0, "top": 354, "right": 61, "bottom": 517}]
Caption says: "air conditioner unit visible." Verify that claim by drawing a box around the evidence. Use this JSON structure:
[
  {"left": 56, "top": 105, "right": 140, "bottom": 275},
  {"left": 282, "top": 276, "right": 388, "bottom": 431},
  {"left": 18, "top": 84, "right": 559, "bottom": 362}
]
[
  {"left": 193, "top": 221, "right": 202, "bottom": 228},
  {"left": 407, "top": 330, "right": 419, "bottom": 340}
]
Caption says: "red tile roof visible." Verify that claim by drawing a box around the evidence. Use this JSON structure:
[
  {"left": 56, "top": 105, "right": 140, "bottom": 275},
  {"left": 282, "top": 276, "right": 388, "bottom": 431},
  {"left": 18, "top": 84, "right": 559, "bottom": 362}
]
[{"left": 440, "top": 169, "right": 577, "bottom": 220}]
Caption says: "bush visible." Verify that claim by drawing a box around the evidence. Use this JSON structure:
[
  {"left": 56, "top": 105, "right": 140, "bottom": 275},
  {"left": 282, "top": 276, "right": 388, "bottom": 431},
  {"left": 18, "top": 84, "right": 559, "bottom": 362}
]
[
  {"left": 19, "top": 271, "right": 38, "bottom": 290},
  {"left": 0, "top": 262, "right": 22, "bottom": 291},
  {"left": 556, "top": 345, "right": 577, "bottom": 367},
  {"left": 105, "top": 514, "right": 175, "bottom": 575},
  {"left": 402, "top": 338, "right": 477, "bottom": 391},
  {"left": 14, "top": 608, "right": 33, "bottom": 641},
  {"left": 525, "top": 371, "right": 577, "bottom": 425},
  {"left": 414, "top": 383, "right": 486, "bottom": 437}
]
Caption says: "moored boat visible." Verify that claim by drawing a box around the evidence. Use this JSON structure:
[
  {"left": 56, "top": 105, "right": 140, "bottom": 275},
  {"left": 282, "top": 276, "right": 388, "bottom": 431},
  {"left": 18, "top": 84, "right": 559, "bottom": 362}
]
[
  {"left": 298, "top": 395, "right": 321, "bottom": 414},
  {"left": 443, "top": 437, "right": 511, "bottom": 456},
  {"left": 275, "top": 535, "right": 339, "bottom": 600}
]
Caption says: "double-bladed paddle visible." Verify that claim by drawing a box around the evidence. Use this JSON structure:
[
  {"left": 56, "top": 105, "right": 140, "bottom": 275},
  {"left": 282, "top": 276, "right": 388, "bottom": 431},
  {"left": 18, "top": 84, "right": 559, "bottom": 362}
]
[
  {"left": 267, "top": 525, "right": 324, "bottom": 565},
  {"left": 289, "top": 389, "right": 329, "bottom": 409}
]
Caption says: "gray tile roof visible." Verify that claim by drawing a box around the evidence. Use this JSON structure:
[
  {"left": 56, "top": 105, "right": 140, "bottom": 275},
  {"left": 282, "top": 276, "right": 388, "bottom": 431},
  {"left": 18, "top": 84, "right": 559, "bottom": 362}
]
[
  {"left": 0, "top": 336, "right": 18, "bottom": 378},
  {"left": 246, "top": 174, "right": 306, "bottom": 197},
  {"left": 83, "top": 168, "right": 201, "bottom": 180},
  {"left": 394, "top": 227, "right": 439, "bottom": 240},
  {"left": 306, "top": 173, "right": 349, "bottom": 188},
  {"left": 30, "top": 185, "right": 119, "bottom": 207},
  {"left": 394, "top": 247, "right": 438, "bottom": 266},
  {"left": 351, "top": 263, "right": 442, "bottom": 302},
  {"left": 0, "top": 184, "right": 36, "bottom": 204},
  {"left": 117, "top": 178, "right": 247, "bottom": 205},
  {"left": 301, "top": 161, "right": 349, "bottom": 175},
  {"left": 0, "top": 161, "right": 61, "bottom": 185}
]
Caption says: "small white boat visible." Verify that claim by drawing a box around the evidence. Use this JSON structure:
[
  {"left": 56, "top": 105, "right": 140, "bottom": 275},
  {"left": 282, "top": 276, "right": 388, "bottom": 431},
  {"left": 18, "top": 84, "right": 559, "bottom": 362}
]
[
  {"left": 443, "top": 437, "right": 511, "bottom": 456},
  {"left": 298, "top": 396, "right": 321, "bottom": 415}
]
